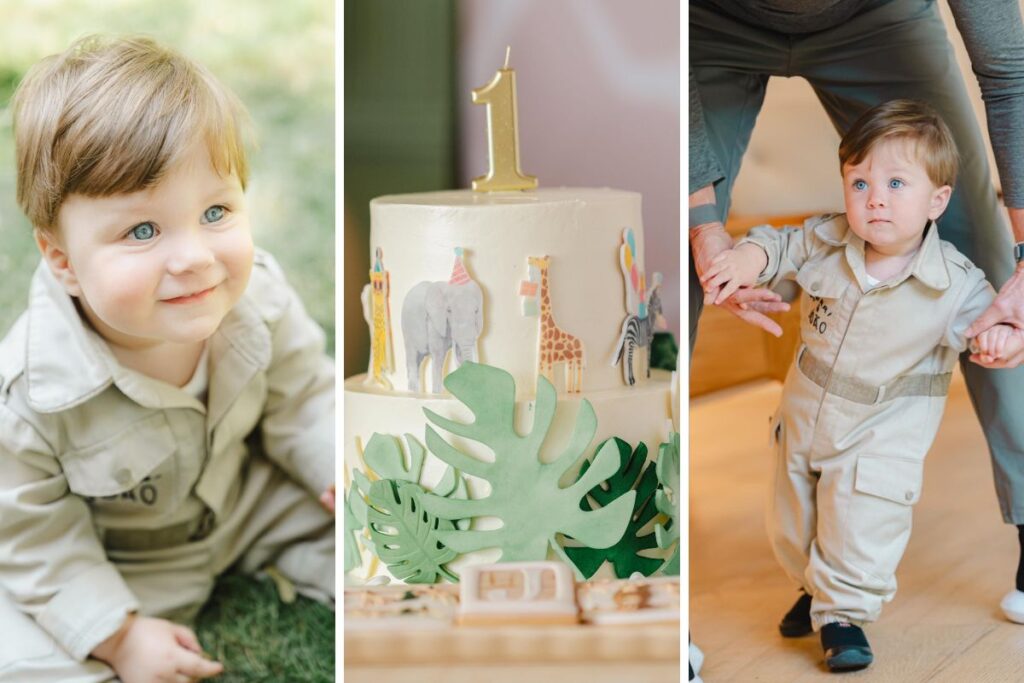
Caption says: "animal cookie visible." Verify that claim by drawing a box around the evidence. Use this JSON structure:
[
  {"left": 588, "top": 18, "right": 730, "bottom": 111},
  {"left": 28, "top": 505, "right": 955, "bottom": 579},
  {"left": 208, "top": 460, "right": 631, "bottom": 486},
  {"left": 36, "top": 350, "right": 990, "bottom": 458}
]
[
  {"left": 401, "top": 248, "right": 484, "bottom": 393},
  {"left": 612, "top": 228, "right": 666, "bottom": 386},
  {"left": 527, "top": 255, "right": 586, "bottom": 393}
]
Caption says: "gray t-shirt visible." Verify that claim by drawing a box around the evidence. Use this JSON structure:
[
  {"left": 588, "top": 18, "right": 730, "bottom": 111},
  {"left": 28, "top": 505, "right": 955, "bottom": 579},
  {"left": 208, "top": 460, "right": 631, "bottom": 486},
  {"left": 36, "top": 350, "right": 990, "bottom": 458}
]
[{"left": 689, "top": 0, "right": 1024, "bottom": 207}]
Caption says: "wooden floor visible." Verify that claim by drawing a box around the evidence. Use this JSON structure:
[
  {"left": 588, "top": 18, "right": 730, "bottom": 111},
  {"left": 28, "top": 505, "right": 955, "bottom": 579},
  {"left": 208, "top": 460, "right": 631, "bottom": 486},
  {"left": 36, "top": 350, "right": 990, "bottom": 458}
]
[{"left": 690, "top": 373, "right": 1024, "bottom": 681}]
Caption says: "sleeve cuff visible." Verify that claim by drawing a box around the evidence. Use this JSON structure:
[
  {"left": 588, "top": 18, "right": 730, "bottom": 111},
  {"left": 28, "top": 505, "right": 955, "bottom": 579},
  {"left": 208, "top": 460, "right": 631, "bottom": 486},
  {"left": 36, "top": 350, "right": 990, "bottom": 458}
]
[
  {"left": 35, "top": 562, "right": 139, "bottom": 661},
  {"left": 735, "top": 236, "right": 776, "bottom": 286}
]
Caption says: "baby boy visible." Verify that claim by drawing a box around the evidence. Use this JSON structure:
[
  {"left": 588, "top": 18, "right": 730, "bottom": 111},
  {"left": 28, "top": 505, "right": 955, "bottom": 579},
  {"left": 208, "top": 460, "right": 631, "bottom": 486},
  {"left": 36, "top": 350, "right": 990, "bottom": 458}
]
[
  {"left": 703, "top": 99, "right": 1022, "bottom": 672},
  {"left": 0, "top": 36, "right": 334, "bottom": 682}
]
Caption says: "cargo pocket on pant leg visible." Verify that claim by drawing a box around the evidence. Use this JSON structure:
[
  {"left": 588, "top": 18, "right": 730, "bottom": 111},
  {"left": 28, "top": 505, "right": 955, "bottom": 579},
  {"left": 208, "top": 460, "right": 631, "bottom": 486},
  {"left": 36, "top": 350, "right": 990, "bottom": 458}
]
[{"left": 845, "top": 455, "right": 923, "bottom": 587}]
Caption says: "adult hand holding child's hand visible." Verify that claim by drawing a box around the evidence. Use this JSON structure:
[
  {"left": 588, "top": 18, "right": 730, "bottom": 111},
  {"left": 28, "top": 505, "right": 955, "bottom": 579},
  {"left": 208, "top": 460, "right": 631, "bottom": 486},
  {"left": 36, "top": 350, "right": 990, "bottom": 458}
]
[
  {"left": 92, "top": 614, "right": 223, "bottom": 682},
  {"left": 691, "top": 225, "right": 789, "bottom": 337},
  {"left": 966, "top": 263, "right": 1024, "bottom": 368}
]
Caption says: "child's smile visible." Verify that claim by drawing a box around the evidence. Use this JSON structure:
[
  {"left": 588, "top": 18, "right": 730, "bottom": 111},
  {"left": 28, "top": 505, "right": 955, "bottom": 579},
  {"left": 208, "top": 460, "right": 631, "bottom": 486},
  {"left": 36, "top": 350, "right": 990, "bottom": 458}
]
[{"left": 39, "top": 140, "right": 254, "bottom": 353}]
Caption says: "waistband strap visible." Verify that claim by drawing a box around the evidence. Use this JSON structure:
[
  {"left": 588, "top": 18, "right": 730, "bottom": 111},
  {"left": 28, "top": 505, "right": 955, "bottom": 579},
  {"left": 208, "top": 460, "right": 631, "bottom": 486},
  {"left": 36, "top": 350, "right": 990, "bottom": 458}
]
[
  {"left": 797, "top": 346, "right": 951, "bottom": 405},
  {"left": 103, "top": 507, "right": 216, "bottom": 552}
]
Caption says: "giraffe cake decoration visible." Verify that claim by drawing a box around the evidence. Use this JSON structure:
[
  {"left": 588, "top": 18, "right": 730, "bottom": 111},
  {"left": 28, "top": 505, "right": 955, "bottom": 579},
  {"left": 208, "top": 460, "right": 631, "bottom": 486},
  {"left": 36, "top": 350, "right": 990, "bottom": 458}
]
[
  {"left": 525, "top": 255, "right": 586, "bottom": 393},
  {"left": 360, "top": 247, "right": 394, "bottom": 389}
]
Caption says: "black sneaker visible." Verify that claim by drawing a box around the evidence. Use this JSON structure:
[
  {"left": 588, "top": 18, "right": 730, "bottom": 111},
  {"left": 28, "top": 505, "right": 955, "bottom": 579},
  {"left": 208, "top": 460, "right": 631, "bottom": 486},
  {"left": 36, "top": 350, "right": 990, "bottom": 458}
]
[
  {"left": 779, "top": 591, "right": 813, "bottom": 637},
  {"left": 820, "top": 622, "right": 873, "bottom": 672}
]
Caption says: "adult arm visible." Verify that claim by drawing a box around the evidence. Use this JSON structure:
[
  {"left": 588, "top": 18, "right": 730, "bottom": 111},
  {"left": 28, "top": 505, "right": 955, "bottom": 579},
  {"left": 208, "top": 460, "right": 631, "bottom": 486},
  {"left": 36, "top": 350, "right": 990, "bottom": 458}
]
[
  {"left": 689, "top": 68, "right": 724, "bottom": 195},
  {"left": 0, "top": 406, "right": 138, "bottom": 661}
]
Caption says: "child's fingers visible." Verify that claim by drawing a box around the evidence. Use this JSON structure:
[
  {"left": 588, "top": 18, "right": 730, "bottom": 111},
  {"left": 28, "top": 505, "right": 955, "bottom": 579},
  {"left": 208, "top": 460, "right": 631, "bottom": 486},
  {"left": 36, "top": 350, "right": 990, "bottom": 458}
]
[
  {"left": 176, "top": 651, "right": 224, "bottom": 680},
  {"left": 715, "top": 278, "right": 743, "bottom": 305},
  {"left": 699, "top": 261, "right": 728, "bottom": 284},
  {"left": 702, "top": 270, "right": 732, "bottom": 294},
  {"left": 172, "top": 625, "right": 202, "bottom": 654},
  {"left": 995, "top": 327, "right": 1010, "bottom": 360}
]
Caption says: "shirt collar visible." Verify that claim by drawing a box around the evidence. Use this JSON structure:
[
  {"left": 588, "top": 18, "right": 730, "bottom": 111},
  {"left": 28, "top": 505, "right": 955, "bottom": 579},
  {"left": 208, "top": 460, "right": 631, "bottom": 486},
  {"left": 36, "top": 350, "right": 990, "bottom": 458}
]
[
  {"left": 25, "top": 261, "right": 271, "bottom": 414},
  {"left": 815, "top": 214, "right": 950, "bottom": 292}
]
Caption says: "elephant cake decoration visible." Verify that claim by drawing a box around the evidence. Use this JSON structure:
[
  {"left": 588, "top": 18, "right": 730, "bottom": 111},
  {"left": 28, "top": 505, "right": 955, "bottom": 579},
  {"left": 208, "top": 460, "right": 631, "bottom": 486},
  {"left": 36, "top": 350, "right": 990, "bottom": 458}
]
[
  {"left": 612, "top": 228, "right": 666, "bottom": 386},
  {"left": 360, "top": 247, "right": 395, "bottom": 389},
  {"left": 401, "top": 247, "right": 484, "bottom": 394}
]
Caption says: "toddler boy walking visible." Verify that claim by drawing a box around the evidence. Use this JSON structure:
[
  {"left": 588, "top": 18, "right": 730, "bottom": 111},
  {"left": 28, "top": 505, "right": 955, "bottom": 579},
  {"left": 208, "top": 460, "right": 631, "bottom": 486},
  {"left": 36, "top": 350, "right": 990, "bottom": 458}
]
[
  {"left": 0, "top": 36, "right": 335, "bottom": 681},
  {"left": 703, "top": 99, "right": 1024, "bottom": 671}
]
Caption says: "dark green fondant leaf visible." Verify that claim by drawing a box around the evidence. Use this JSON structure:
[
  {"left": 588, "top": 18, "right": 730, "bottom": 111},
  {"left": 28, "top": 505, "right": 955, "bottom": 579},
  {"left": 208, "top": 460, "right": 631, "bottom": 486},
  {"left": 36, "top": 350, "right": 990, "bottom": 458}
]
[{"left": 564, "top": 438, "right": 663, "bottom": 579}]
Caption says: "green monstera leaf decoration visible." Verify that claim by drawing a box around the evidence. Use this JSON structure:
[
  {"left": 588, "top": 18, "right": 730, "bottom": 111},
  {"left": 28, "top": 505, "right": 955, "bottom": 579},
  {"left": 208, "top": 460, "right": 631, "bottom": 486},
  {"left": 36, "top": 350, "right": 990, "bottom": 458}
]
[
  {"left": 363, "top": 432, "right": 425, "bottom": 483},
  {"left": 654, "top": 432, "right": 681, "bottom": 575},
  {"left": 366, "top": 479, "right": 459, "bottom": 584},
  {"left": 565, "top": 438, "right": 663, "bottom": 579},
  {"left": 416, "top": 362, "right": 636, "bottom": 568},
  {"left": 344, "top": 489, "right": 365, "bottom": 573}
]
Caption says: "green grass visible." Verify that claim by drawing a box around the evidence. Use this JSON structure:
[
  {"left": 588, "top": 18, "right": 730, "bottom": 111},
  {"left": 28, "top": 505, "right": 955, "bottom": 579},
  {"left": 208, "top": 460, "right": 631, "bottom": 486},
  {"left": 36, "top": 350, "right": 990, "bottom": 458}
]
[{"left": 195, "top": 573, "right": 335, "bottom": 683}]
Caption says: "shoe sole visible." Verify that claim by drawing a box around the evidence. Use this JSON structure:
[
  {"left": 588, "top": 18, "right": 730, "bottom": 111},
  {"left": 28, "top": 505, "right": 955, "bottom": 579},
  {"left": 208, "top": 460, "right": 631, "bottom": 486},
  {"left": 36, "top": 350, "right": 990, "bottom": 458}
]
[{"left": 826, "top": 649, "right": 873, "bottom": 672}]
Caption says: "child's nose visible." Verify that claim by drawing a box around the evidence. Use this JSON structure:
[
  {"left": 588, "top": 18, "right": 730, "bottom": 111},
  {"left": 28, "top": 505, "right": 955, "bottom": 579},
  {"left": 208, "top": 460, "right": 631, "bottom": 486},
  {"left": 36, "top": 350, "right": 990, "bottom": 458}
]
[
  {"left": 167, "top": 230, "right": 216, "bottom": 274},
  {"left": 867, "top": 189, "right": 887, "bottom": 208}
]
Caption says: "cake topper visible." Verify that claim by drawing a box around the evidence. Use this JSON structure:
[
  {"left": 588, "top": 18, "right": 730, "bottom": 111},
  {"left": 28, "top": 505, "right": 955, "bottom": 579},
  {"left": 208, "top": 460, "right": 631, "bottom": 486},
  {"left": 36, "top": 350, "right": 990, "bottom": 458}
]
[
  {"left": 360, "top": 247, "right": 394, "bottom": 388},
  {"left": 472, "top": 46, "right": 538, "bottom": 192},
  {"left": 528, "top": 255, "right": 586, "bottom": 393},
  {"left": 400, "top": 248, "right": 484, "bottom": 394},
  {"left": 612, "top": 228, "right": 666, "bottom": 386}
]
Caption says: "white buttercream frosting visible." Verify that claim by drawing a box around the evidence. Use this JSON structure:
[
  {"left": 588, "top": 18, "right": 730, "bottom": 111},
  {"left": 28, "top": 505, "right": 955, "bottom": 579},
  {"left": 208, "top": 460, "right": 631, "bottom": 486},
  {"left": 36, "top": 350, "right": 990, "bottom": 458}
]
[{"left": 370, "top": 188, "right": 646, "bottom": 397}]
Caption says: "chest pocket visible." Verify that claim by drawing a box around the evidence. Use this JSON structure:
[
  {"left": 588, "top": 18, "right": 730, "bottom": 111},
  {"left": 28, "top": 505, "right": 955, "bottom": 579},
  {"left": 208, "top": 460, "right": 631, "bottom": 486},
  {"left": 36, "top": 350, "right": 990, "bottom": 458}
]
[
  {"left": 61, "top": 413, "right": 177, "bottom": 500},
  {"left": 795, "top": 262, "right": 848, "bottom": 300}
]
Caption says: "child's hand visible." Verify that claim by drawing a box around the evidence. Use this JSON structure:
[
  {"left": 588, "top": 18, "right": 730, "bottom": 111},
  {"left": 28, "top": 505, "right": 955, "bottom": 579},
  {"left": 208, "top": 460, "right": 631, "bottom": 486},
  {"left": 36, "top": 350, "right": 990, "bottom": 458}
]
[
  {"left": 320, "top": 484, "right": 336, "bottom": 514},
  {"left": 970, "top": 324, "right": 1024, "bottom": 367},
  {"left": 699, "top": 243, "right": 770, "bottom": 305},
  {"left": 91, "top": 614, "right": 223, "bottom": 682}
]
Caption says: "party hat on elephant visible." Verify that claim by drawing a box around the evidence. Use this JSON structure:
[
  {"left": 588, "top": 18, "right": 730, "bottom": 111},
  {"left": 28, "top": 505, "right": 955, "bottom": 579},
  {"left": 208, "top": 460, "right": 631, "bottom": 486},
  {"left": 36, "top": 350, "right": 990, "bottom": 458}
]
[{"left": 450, "top": 247, "right": 472, "bottom": 285}]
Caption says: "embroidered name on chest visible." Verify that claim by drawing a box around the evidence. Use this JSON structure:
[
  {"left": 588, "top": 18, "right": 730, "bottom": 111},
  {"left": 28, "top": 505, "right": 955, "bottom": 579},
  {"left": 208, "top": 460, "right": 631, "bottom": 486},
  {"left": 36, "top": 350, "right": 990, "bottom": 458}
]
[
  {"left": 85, "top": 474, "right": 162, "bottom": 507},
  {"left": 807, "top": 296, "right": 833, "bottom": 335}
]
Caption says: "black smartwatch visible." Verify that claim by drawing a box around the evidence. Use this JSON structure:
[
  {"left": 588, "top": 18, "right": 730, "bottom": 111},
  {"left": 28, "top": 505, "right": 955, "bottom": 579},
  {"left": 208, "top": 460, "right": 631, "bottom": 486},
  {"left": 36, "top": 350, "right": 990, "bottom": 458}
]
[{"left": 1016, "top": 241, "right": 1024, "bottom": 264}]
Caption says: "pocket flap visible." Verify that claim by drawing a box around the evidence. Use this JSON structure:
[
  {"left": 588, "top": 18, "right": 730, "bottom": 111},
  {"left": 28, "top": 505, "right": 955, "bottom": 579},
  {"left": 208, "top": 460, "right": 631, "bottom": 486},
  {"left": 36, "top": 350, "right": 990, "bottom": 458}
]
[
  {"left": 796, "top": 262, "right": 847, "bottom": 299},
  {"left": 854, "top": 455, "right": 922, "bottom": 505},
  {"left": 62, "top": 414, "right": 176, "bottom": 497}
]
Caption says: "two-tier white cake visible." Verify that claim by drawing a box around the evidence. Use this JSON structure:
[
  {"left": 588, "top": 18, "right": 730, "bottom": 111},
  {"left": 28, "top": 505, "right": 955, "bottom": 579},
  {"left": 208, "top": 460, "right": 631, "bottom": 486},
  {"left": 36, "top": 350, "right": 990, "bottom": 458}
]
[{"left": 344, "top": 186, "right": 675, "bottom": 583}]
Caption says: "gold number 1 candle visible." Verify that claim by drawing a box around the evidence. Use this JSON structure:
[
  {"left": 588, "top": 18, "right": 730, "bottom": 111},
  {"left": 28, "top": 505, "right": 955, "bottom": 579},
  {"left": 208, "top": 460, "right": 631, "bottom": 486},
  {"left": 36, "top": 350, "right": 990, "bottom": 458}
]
[{"left": 472, "top": 47, "right": 538, "bottom": 192}]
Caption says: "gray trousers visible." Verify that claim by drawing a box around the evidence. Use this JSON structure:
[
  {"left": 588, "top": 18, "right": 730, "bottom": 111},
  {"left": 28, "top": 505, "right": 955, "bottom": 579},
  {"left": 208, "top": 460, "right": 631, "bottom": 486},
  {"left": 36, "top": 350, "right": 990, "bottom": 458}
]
[{"left": 690, "top": 0, "right": 1024, "bottom": 523}]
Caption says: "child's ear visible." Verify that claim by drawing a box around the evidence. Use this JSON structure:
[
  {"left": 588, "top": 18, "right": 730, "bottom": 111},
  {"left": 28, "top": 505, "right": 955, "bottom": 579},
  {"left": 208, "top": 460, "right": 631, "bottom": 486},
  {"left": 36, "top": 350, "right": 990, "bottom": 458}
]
[
  {"left": 928, "top": 185, "right": 953, "bottom": 221},
  {"left": 34, "top": 228, "right": 82, "bottom": 297}
]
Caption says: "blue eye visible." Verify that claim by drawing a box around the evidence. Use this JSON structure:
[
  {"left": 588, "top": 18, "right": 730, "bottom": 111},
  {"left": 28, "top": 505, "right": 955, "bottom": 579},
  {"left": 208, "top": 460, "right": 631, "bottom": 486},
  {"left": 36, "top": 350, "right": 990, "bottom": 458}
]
[
  {"left": 889, "top": 178, "right": 904, "bottom": 189},
  {"left": 853, "top": 180, "right": 868, "bottom": 191},
  {"left": 203, "top": 205, "right": 226, "bottom": 223},
  {"left": 129, "top": 222, "right": 156, "bottom": 241}
]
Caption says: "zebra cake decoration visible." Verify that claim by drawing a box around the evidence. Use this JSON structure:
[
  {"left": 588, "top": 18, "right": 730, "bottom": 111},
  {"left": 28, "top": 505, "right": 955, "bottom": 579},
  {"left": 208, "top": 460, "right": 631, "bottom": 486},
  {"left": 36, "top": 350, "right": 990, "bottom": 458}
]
[{"left": 612, "top": 228, "right": 666, "bottom": 386}]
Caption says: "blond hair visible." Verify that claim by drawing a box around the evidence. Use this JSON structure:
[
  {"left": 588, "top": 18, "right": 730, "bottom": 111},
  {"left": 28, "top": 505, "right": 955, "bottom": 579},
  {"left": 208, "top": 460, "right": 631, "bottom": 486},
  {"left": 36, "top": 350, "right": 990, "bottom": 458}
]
[
  {"left": 839, "top": 99, "right": 958, "bottom": 188},
  {"left": 13, "top": 35, "right": 250, "bottom": 231}
]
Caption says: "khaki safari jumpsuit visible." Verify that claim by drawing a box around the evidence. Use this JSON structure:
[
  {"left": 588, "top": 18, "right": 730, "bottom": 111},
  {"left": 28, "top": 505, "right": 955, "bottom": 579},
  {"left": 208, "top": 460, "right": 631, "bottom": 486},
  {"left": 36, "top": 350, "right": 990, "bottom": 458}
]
[
  {"left": 0, "top": 250, "right": 335, "bottom": 681},
  {"left": 740, "top": 214, "right": 994, "bottom": 629}
]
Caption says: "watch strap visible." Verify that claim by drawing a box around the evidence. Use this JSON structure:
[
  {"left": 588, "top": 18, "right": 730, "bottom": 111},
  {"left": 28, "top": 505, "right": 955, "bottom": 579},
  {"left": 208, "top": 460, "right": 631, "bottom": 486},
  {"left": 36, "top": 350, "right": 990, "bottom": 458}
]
[{"left": 689, "top": 203, "right": 721, "bottom": 229}]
